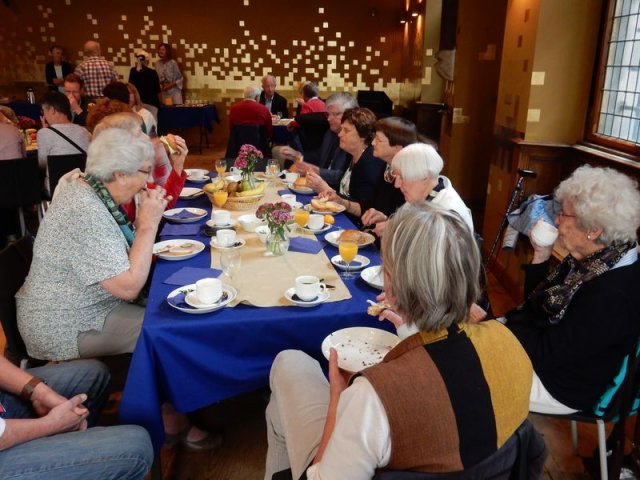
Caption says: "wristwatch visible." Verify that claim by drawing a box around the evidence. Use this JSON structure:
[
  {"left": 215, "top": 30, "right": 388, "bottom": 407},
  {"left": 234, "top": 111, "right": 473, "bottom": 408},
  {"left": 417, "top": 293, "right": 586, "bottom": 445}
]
[{"left": 20, "top": 376, "right": 45, "bottom": 401}]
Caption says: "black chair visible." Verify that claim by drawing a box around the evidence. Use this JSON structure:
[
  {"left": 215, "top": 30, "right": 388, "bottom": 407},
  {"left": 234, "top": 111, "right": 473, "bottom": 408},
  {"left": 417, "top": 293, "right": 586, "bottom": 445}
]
[
  {"left": 225, "top": 124, "right": 271, "bottom": 159},
  {"left": 294, "top": 112, "right": 329, "bottom": 155},
  {"left": 0, "top": 235, "right": 45, "bottom": 369},
  {"left": 532, "top": 339, "right": 640, "bottom": 480},
  {"left": 273, "top": 420, "right": 546, "bottom": 480},
  {"left": 47, "top": 153, "right": 86, "bottom": 197},
  {"left": 0, "top": 156, "right": 43, "bottom": 237}
]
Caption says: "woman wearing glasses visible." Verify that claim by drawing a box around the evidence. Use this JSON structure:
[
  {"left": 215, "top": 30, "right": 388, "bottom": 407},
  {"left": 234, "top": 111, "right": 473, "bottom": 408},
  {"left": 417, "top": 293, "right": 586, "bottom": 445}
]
[
  {"left": 17, "top": 129, "right": 167, "bottom": 361},
  {"left": 505, "top": 165, "right": 640, "bottom": 414}
]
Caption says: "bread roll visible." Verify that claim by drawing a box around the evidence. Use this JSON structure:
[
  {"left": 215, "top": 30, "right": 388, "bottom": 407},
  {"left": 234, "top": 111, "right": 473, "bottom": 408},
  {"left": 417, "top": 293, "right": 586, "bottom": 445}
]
[
  {"left": 367, "top": 302, "right": 391, "bottom": 317},
  {"left": 159, "top": 134, "right": 178, "bottom": 155},
  {"left": 337, "top": 229, "right": 368, "bottom": 244},
  {"left": 294, "top": 176, "right": 307, "bottom": 187},
  {"left": 311, "top": 198, "right": 342, "bottom": 212}
]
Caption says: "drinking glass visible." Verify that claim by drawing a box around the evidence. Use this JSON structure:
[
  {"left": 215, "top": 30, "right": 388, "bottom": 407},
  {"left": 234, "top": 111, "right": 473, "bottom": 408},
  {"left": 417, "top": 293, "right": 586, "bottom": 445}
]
[
  {"left": 212, "top": 190, "right": 228, "bottom": 208},
  {"left": 339, "top": 241, "right": 358, "bottom": 278},
  {"left": 220, "top": 251, "right": 242, "bottom": 280},
  {"left": 266, "top": 159, "right": 280, "bottom": 181},
  {"left": 215, "top": 159, "right": 227, "bottom": 178},
  {"left": 294, "top": 210, "right": 310, "bottom": 230}
]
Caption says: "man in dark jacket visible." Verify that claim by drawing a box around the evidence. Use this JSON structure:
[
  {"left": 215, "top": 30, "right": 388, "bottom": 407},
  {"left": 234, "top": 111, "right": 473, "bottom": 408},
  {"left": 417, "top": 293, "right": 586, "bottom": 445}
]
[{"left": 259, "top": 75, "right": 289, "bottom": 118}]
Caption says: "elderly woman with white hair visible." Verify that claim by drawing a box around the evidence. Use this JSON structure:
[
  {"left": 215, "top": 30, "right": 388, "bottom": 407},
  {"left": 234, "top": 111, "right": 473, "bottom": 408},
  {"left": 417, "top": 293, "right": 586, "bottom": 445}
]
[
  {"left": 264, "top": 202, "right": 533, "bottom": 479},
  {"left": 16, "top": 128, "right": 168, "bottom": 361},
  {"left": 505, "top": 165, "right": 640, "bottom": 414}
]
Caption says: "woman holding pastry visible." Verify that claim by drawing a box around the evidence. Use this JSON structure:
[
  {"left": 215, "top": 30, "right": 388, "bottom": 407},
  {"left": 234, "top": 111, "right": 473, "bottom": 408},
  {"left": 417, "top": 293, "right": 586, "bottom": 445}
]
[{"left": 306, "top": 108, "right": 385, "bottom": 224}]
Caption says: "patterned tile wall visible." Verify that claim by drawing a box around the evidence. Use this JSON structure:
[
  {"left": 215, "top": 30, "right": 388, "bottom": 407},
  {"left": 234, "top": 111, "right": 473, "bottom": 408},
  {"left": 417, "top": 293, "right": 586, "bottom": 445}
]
[{"left": 0, "top": 0, "right": 425, "bottom": 113}]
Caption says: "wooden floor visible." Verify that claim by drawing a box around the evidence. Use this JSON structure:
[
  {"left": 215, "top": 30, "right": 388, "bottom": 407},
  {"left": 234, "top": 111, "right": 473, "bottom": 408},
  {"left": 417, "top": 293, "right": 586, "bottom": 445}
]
[{"left": 5, "top": 142, "right": 633, "bottom": 479}]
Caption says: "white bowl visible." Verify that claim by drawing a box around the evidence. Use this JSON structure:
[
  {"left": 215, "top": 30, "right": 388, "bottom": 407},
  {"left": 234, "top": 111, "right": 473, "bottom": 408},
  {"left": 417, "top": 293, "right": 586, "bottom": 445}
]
[
  {"left": 255, "top": 225, "right": 270, "bottom": 243},
  {"left": 238, "top": 214, "right": 265, "bottom": 232}
]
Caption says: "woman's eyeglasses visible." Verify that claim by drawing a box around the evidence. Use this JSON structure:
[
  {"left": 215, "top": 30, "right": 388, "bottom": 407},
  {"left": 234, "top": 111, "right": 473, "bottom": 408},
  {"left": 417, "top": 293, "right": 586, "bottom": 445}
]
[{"left": 384, "top": 165, "right": 397, "bottom": 184}]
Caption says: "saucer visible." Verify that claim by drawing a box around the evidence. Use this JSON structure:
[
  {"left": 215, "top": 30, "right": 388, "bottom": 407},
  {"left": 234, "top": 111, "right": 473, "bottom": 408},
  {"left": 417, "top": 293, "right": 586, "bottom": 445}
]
[
  {"left": 187, "top": 175, "right": 211, "bottom": 183},
  {"left": 360, "top": 265, "right": 384, "bottom": 290},
  {"left": 330, "top": 254, "right": 370, "bottom": 271},
  {"left": 210, "top": 237, "right": 246, "bottom": 250},
  {"left": 153, "top": 239, "right": 205, "bottom": 261},
  {"left": 166, "top": 284, "right": 237, "bottom": 314},
  {"left": 284, "top": 287, "right": 330, "bottom": 307},
  {"left": 288, "top": 185, "right": 315, "bottom": 195},
  {"left": 301, "top": 223, "right": 332, "bottom": 234},
  {"left": 285, "top": 201, "right": 304, "bottom": 210},
  {"left": 185, "top": 168, "right": 209, "bottom": 177}
]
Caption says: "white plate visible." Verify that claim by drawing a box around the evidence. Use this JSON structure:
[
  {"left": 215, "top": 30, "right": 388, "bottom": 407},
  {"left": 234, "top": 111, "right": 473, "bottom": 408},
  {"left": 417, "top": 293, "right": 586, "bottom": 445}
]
[
  {"left": 321, "top": 327, "right": 400, "bottom": 373},
  {"left": 179, "top": 187, "right": 204, "bottom": 199},
  {"left": 166, "top": 284, "right": 237, "bottom": 314},
  {"left": 210, "top": 237, "right": 246, "bottom": 250},
  {"left": 153, "top": 239, "right": 205, "bottom": 261},
  {"left": 360, "top": 265, "right": 384, "bottom": 290},
  {"left": 288, "top": 185, "right": 315, "bottom": 195},
  {"left": 187, "top": 175, "right": 211, "bottom": 183},
  {"left": 330, "top": 254, "right": 370, "bottom": 271},
  {"left": 301, "top": 223, "right": 333, "bottom": 234},
  {"left": 324, "top": 230, "right": 376, "bottom": 248},
  {"left": 284, "top": 287, "right": 330, "bottom": 307},
  {"left": 185, "top": 169, "right": 209, "bottom": 177},
  {"left": 305, "top": 200, "right": 347, "bottom": 215},
  {"left": 162, "top": 208, "right": 207, "bottom": 223}
]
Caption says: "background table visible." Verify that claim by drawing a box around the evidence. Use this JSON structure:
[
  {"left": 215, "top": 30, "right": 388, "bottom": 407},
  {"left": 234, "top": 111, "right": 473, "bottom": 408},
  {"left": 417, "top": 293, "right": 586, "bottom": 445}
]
[
  {"left": 119, "top": 179, "right": 390, "bottom": 449},
  {"left": 157, "top": 104, "right": 220, "bottom": 153}
]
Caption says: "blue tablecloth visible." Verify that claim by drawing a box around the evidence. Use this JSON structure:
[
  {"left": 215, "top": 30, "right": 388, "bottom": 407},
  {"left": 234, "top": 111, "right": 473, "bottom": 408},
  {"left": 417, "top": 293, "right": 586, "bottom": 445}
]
[
  {"left": 3, "top": 101, "right": 41, "bottom": 122},
  {"left": 119, "top": 181, "right": 388, "bottom": 449},
  {"left": 157, "top": 104, "right": 219, "bottom": 134}
]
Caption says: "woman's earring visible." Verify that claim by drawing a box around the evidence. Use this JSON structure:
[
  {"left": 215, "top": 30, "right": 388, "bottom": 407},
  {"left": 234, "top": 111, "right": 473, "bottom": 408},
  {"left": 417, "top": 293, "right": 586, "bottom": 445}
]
[{"left": 587, "top": 234, "right": 592, "bottom": 240}]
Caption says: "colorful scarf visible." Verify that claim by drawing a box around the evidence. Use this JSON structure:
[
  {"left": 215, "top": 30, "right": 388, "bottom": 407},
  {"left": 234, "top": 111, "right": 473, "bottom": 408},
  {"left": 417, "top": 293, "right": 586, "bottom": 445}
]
[
  {"left": 84, "top": 174, "right": 136, "bottom": 246},
  {"left": 527, "top": 241, "right": 636, "bottom": 324}
]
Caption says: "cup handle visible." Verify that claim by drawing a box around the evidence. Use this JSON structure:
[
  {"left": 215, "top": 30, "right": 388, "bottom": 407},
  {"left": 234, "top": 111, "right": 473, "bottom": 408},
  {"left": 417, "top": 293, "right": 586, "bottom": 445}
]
[{"left": 319, "top": 284, "right": 326, "bottom": 294}]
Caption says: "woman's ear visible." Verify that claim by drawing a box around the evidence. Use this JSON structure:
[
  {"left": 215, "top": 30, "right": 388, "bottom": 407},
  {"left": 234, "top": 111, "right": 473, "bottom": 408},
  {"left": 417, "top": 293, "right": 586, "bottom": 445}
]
[{"left": 589, "top": 226, "right": 604, "bottom": 241}]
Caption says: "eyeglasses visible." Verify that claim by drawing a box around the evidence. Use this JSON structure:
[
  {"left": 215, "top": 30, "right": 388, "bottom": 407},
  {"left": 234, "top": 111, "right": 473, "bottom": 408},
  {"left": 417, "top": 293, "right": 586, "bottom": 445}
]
[
  {"left": 137, "top": 168, "right": 153, "bottom": 179},
  {"left": 557, "top": 211, "right": 577, "bottom": 218},
  {"left": 383, "top": 165, "right": 397, "bottom": 184}
]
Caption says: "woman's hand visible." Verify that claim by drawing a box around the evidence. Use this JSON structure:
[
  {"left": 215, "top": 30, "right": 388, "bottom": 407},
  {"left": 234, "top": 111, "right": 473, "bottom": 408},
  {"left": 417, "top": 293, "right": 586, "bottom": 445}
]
[
  {"left": 136, "top": 186, "right": 169, "bottom": 230},
  {"left": 375, "top": 292, "right": 405, "bottom": 328},
  {"left": 361, "top": 208, "right": 387, "bottom": 227},
  {"left": 168, "top": 135, "right": 188, "bottom": 175},
  {"left": 318, "top": 189, "right": 339, "bottom": 202},
  {"left": 306, "top": 171, "right": 329, "bottom": 193}
]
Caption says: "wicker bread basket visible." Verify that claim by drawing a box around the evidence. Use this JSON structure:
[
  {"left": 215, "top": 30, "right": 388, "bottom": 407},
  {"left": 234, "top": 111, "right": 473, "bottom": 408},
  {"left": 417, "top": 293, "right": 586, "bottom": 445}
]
[{"left": 205, "top": 191, "right": 265, "bottom": 211}]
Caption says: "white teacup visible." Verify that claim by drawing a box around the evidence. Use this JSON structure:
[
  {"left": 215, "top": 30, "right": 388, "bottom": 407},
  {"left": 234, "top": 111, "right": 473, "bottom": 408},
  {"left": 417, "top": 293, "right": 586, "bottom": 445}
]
[
  {"left": 295, "top": 275, "right": 326, "bottom": 301},
  {"left": 255, "top": 225, "right": 270, "bottom": 244},
  {"left": 216, "top": 229, "right": 237, "bottom": 247},
  {"left": 307, "top": 214, "right": 324, "bottom": 230},
  {"left": 530, "top": 219, "right": 559, "bottom": 247},
  {"left": 281, "top": 193, "right": 297, "bottom": 207},
  {"left": 285, "top": 172, "right": 299, "bottom": 183},
  {"left": 195, "top": 278, "right": 222, "bottom": 304},
  {"left": 212, "top": 209, "right": 231, "bottom": 226},
  {"left": 230, "top": 167, "right": 241, "bottom": 175}
]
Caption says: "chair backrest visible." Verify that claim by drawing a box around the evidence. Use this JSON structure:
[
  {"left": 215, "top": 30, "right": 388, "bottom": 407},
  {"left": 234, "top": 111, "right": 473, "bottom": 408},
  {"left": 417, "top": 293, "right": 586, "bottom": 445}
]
[
  {"left": 0, "top": 236, "right": 35, "bottom": 365},
  {"left": 295, "top": 112, "right": 329, "bottom": 153},
  {"left": 225, "top": 124, "right": 270, "bottom": 159},
  {"left": 0, "top": 156, "right": 42, "bottom": 208},
  {"left": 47, "top": 153, "right": 87, "bottom": 195}
]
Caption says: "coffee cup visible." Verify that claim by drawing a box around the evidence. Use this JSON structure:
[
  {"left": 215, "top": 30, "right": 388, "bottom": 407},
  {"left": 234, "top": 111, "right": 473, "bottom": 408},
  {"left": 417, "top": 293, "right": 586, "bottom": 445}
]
[
  {"left": 230, "top": 167, "right": 241, "bottom": 175},
  {"left": 216, "top": 229, "right": 236, "bottom": 247},
  {"left": 285, "top": 172, "right": 299, "bottom": 183},
  {"left": 195, "top": 278, "right": 222, "bottom": 304},
  {"left": 307, "top": 213, "right": 324, "bottom": 230},
  {"left": 281, "top": 193, "right": 297, "bottom": 207},
  {"left": 212, "top": 209, "right": 231, "bottom": 226},
  {"left": 530, "top": 219, "right": 559, "bottom": 247},
  {"left": 295, "top": 275, "right": 326, "bottom": 301}
]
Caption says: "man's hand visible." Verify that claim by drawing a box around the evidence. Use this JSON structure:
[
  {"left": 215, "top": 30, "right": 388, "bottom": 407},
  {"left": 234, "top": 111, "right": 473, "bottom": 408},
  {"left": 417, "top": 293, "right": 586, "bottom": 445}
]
[
  {"left": 43, "top": 394, "right": 89, "bottom": 434},
  {"left": 30, "top": 382, "right": 67, "bottom": 417},
  {"left": 295, "top": 162, "right": 319, "bottom": 176},
  {"left": 306, "top": 171, "right": 329, "bottom": 193},
  {"left": 66, "top": 93, "right": 82, "bottom": 115}
]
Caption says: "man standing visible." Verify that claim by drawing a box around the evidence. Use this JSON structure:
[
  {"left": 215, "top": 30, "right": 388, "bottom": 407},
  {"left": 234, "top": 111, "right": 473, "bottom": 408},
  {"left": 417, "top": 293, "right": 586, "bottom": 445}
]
[
  {"left": 128, "top": 49, "right": 160, "bottom": 108},
  {"left": 74, "top": 41, "right": 119, "bottom": 99},
  {"left": 45, "top": 45, "right": 74, "bottom": 93},
  {"left": 63, "top": 74, "right": 92, "bottom": 127},
  {"left": 229, "top": 85, "right": 273, "bottom": 138},
  {"left": 259, "top": 75, "right": 289, "bottom": 118}
]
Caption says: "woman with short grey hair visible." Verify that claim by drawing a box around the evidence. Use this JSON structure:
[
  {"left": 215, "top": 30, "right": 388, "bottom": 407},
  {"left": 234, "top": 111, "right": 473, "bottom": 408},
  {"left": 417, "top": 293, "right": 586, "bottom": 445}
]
[
  {"left": 506, "top": 165, "right": 640, "bottom": 414},
  {"left": 389, "top": 142, "right": 473, "bottom": 231},
  {"left": 17, "top": 128, "right": 168, "bottom": 361},
  {"left": 264, "top": 202, "right": 533, "bottom": 479}
]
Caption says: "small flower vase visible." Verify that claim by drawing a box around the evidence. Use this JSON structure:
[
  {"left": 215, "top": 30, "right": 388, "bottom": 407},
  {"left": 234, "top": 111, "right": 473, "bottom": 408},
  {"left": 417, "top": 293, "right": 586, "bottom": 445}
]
[
  {"left": 266, "top": 229, "right": 289, "bottom": 256},
  {"left": 241, "top": 170, "right": 257, "bottom": 191}
]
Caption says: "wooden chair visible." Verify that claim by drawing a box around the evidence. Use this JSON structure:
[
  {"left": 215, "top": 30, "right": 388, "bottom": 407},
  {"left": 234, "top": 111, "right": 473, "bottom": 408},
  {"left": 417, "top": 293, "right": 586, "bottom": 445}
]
[
  {"left": 532, "top": 339, "right": 640, "bottom": 480},
  {"left": 0, "top": 156, "right": 43, "bottom": 237},
  {"left": 225, "top": 124, "right": 271, "bottom": 159},
  {"left": 0, "top": 235, "right": 46, "bottom": 369},
  {"left": 272, "top": 420, "right": 546, "bottom": 480},
  {"left": 47, "top": 153, "right": 87, "bottom": 197}
]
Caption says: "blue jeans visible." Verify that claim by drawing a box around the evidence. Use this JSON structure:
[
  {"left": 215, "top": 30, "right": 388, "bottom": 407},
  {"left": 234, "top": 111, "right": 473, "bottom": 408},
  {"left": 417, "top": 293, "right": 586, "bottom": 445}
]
[{"left": 0, "top": 360, "right": 153, "bottom": 479}]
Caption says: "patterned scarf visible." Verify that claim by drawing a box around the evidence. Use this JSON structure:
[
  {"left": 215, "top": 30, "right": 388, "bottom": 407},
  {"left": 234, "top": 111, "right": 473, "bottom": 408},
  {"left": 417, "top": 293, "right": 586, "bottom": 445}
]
[
  {"left": 527, "top": 241, "right": 635, "bottom": 324},
  {"left": 84, "top": 174, "right": 136, "bottom": 246}
]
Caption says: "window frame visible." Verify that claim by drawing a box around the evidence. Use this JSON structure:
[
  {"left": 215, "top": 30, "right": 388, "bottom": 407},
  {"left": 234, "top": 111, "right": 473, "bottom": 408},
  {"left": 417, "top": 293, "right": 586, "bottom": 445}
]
[{"left": 586, "top": 0, "right": 640, "bottom": 158}]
